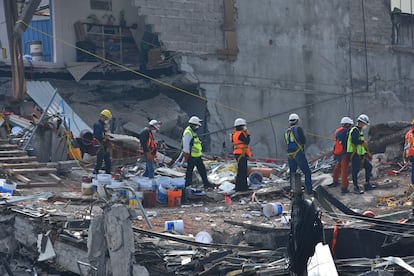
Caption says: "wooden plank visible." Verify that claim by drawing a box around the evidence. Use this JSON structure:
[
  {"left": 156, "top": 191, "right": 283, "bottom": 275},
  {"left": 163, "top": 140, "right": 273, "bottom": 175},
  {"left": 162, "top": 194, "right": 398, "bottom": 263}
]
[
  {"left": 7, "top": 168, "right": 57, "bottom": 174},
  {"left": 0, "top": 150, "right": 28, "bottom": 156},
  {"left": 0, "top": 144, "right": 18, "bottom": 150},
  {"left": 0, "top": 162, "right": 43, "bottom": 168},
  {"left": 0, "top": 156, "right": 37, "bottom": 162},
  {"left": 17, "top": 182, "right": 59, "bottom": 188},
  {"left": 48, "top": 173, "right": 62, "bottom": 184},
  {"left": 14, "top": 174, "right": 31, "bottom": 184}
]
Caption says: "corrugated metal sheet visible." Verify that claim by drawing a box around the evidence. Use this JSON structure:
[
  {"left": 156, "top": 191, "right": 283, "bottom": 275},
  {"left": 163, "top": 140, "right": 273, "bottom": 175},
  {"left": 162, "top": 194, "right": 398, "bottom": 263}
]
[
  {"left": 26, "top": 81, "right": 91, "bottom": 137},
  {"left": 22, "top": 19, "right": 53, "bottom": 62}
]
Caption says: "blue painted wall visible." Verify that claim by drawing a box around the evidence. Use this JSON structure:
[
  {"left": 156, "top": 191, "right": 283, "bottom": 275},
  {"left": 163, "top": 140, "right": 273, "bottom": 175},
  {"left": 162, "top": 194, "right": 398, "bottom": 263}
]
[{"left": 22, "top": 19, "right": 53, "bottom": 62}]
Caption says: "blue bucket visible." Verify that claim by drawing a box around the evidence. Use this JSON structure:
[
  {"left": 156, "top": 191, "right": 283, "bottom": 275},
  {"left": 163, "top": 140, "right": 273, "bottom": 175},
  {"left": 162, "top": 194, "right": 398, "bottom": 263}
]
[{"left": 249, "top": 171, "right": 263, "bottom": 185}]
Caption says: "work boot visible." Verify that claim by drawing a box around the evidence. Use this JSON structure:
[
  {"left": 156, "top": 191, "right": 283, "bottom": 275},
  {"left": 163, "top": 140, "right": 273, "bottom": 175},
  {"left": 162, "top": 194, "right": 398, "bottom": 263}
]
[
  {"left": 341, "top": 187, "right": 350, "bottom": 194},
  {"left": 328, "top": 181, "right": 339, "bottom": 188},
  {"left": 353, "top": 185, "right": 364, "bottom": 194},
  {"left": 364, "top": 183, "right": 376, "bottom": 191}
]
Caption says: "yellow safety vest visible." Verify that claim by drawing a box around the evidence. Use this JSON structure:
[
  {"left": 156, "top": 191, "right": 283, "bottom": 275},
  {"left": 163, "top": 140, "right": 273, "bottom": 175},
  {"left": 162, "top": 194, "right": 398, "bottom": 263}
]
[
  {"left": 182, "top": 126, "right": 203, "bottom": 157},
  {"left": 347, "top": 126, "right": 366, "bottom": 156}
]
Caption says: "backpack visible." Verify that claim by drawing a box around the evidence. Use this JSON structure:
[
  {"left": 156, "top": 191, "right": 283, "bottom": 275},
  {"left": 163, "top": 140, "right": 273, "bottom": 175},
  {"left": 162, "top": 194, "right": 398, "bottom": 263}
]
[{"left": 333, "top": 127, "right": 344, "bottom": 155}]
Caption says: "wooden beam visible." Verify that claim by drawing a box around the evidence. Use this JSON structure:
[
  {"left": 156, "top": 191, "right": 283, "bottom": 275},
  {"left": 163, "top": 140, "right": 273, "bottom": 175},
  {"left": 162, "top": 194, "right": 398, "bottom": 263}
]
[
  {"left": 0, "top": 144, "right": 18, "bottom": 150},
  {"left": 48, "top": 173, "right": 62, "bottom": 184},
  {"left": 14, "top": 174, "right": 31, "bottom": 184},
  {"left": 0, "top": 156, "right": 37, "bottom": 162},
  {"left": 0, "top": 162, "right": 42, "bottom": 168},
  {"left": 18, "top": 182, "right": 59, "bottom": 188},
  {"left": 7, "top": 167, "right": 57, "bottom": 174},
  {"left": 0, "top": 150, "right": 30, "bottom": 156}
]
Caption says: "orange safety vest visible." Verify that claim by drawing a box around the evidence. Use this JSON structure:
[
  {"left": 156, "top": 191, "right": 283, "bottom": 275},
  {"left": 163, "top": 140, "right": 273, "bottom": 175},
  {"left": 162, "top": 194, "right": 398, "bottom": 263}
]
[
  {"left": 405, "top": 129, "right": 414, "bottom": 157},
  {"left": 146, "top": 131, "right": 157, "bottom": 154},
  {"left": 232, "top": 130, "right": 252, "bottom": 157}
]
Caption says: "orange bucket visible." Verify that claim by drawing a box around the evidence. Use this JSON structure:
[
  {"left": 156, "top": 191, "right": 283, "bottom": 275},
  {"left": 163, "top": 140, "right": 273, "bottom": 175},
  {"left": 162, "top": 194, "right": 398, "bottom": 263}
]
[
  {"left": 167, "top": 189, "right": 182, "bottom": 207},
  {"left": 68, "top": 148, "right": 81, "bottom": 160}
]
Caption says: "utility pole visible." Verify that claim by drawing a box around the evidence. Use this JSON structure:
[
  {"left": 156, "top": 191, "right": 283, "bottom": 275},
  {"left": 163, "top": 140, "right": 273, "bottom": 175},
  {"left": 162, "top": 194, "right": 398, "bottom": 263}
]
[{"left": 3, "top": 0, "right": 40, "bottom": 100}]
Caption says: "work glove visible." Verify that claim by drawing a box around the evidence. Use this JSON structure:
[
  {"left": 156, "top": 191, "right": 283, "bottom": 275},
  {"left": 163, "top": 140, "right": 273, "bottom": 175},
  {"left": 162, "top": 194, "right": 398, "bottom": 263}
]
[
  {"left": 362, "top": 140, "right": 368, "bottom": 148},
  {"left": 146, "top": 152, "right": 153, "bottom": 161}
]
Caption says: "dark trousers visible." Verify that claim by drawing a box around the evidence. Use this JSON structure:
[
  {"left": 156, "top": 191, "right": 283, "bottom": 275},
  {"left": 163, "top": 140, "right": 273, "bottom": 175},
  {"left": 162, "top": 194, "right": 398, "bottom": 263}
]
[
  {"left": 411, "top": 156, "right": 414, "bottom": 184},
  {"left": 288, "top": 151, "right": 312, "bottom": 193},
  {"left": 95, "top": 147, "right": 111, "bottom": 174},
  {"left": 350, "top": 154, "right": 372, "bottom": 187},
  {"left": 185, "top": 156, "right": 209, "bottom": 187},
  {"left": 235, "top": 154, "right": 248, "bottom": 191},
  {"left": 142, "top": 154, "right": 155, "bottom": 179}
]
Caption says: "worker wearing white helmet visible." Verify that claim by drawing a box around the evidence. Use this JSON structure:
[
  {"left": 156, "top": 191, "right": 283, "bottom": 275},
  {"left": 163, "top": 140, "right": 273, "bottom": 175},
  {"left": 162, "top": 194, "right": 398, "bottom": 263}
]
[
  {"left": 181, "top": 116, "right": 214, "bottom": 194},
  {"left": 284, "top": 113, "right": 312, "bottom": 194},
  {"left": 139, "top": 119, "right": 162, "bottom": 179},
  {"left": 347, "top": 114, "right": 375, "bottom": 194},
  {"left": 330, "top": 116, "right": 354, "bottom": 193},
  {"left": 232, "top": 118, "right": 251, "bottom": 192},
  {"left": 93, "top": 109, "right": 112, "bottom": 174}
]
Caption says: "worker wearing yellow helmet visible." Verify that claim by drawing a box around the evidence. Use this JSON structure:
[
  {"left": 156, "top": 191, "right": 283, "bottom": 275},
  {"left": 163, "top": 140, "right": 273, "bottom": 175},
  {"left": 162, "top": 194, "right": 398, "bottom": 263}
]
[{"left": 93, "top": 109, "right": 112, "bottom": 174}]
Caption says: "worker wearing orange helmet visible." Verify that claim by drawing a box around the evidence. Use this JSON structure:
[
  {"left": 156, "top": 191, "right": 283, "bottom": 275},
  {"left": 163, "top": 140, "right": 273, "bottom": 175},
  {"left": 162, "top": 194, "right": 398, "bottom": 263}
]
[
  {"left": 93, "top": 109, "right": 112, "bottom": 174},
  {"left": 232, "top": 118, "right": 252, "bottom": 192},
  {"left": 404, "top": 119, "right": 414, "bottom": 184},
  {"left": 139, "top": 119, "right": 161, "bottom": 179}
]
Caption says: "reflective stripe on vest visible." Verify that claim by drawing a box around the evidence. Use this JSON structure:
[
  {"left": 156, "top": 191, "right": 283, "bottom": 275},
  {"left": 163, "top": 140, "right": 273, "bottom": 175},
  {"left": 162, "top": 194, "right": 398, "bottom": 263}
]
[
  {"left": 346, "top": 126, "right": 366, "bottom": 156},
  {"left": 232, "top": 130, "right": 251, "bottom": 157},
  {"left": 182, "top": 126, "right": 202, "bottom": 157},
  {"left": 147, "top": 131, "right": 156, "bottom": 153}
]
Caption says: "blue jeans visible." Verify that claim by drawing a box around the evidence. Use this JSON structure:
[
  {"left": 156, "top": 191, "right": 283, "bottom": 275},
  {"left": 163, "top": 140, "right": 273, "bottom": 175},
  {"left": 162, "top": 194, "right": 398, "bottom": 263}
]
[
  {"left": 288, "top": 151, "right": 312, "bottom": 193},
  {"left": 143, "top": 154, "right": 154, "bottom": 179},
  {"left": 410, "top": 156, "right": 414, "bottom": 184}
]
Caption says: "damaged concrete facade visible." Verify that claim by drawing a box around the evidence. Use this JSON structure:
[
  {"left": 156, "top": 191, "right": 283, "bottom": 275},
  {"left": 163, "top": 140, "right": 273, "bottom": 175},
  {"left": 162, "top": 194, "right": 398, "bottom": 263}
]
[{"left": 0, "top": 0, "right": 413, "bottom": 159}]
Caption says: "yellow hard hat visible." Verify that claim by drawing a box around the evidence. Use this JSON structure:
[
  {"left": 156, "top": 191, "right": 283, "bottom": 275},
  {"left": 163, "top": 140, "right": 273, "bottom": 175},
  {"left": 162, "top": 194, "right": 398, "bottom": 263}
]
[{"left": 100, "top": 109, "right": 112, "bottom": 119}]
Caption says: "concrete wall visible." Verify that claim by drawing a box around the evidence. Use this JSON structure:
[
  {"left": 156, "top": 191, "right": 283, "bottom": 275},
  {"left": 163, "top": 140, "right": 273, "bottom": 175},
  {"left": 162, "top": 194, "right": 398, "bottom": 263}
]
[{"left": 132, "top": 0, "right": 414, "bottom": 159}]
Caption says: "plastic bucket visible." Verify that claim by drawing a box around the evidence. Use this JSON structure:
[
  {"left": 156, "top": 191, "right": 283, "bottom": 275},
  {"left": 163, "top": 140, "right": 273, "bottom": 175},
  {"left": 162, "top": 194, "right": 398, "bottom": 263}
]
[
  {"left": 164, "top": 220, "right": 184, "bottom": 234},
  {"left": 81, "top": 182, "right": 94, "bottom": 195},
  {"left": 195, "top": 231, "right": 213, "bottom": 244},
  {"left": 249, "top": 171, "right": 263, "bottom": 185},
  {"left": 1, "top": 181, "right": 16, "bottom": 195},
  {"left": 143, "top": 191, "right": 157, "bottom": 208},
  {"left": 262, "top": 202, "right": 283, "bottom": 217},
  {"left": 131, "top": 177, "right": 153, "bottom": 191},
  {"left": 158, "top": 184, "right": 168, "bottom": 204},
  {"left": 170, "top": 177, "right": 185, "bottom": 189},
  {"left": 97, "top": 174, "right": 112, "bottom": 198},
  {"left": 29, "top": 40, "right": 43, "bottom": 61},
  {"left": 167, "top": 189, "right": 182, "bottom": 207},
  {"left": 68, "top": 148, "right": 81, "bottom": 160}
]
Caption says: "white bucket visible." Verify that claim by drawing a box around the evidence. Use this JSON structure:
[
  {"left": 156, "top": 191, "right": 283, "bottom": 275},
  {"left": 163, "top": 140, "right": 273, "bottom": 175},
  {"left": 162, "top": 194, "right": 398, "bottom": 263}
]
[
  {"left": 29, "top": 40, "right": 43, "bottom": 62},
  {"left": 158, "top": 184, "right": 168, "bottom": 203},
  {"left": 195, "top": 231, "right": 213, "bottom": 244},
  {"left": 0, "top": 180, "right": 16, "bottom": 195},
  {"left": 262, "top": 202, "right": 283, "bottom": 218},
  {"left": 164, "top": 220, "right": 184, "bottom": 234}
]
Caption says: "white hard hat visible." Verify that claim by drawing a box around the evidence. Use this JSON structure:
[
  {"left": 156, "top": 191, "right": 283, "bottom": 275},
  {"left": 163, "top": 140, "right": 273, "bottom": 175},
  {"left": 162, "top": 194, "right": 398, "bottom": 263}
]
[
  {"left": 234, "top": 118, "right": 246, "bottom": 127},
  {"left": 340, "top": 117, "right": 354, "bottom": 125},
  {"left": 149, "top": 119, "right": 161, "bottom": 130},
  {"left": 188, "top": 116, "right": 202, "bottom": 126},
  {"left": 357, "top": 114, "right": 370, "bottom": 125},
  {"left": 289, "top": 113, "right": 299, "bottom": 121}
]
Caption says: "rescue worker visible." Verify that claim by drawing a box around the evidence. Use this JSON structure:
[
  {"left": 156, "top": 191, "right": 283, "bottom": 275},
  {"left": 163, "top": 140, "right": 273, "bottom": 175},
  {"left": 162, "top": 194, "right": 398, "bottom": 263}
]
[
  {"left": 93, "top": 109, "right": 112, "bottom": 174},
  {"left": 182, "top": 116, "right": 213, "bottom": 190},
  {"left": 347, "top": 114, "right": 376, "bottom": 194},
  {"left": 232, "top": 118, "right": 251, "bottom": 192},
  {"left": 139, "top": 119, "right": 161, "bottom": 179},
  {"left": 330, "top": 117, "right": 353, "bottom": 193},
  {"left": 284, "top": 113, "right": 312, "bottom": 194},
  {"left": 404, "top": 119, "right": 414, "bottom": 185}
]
